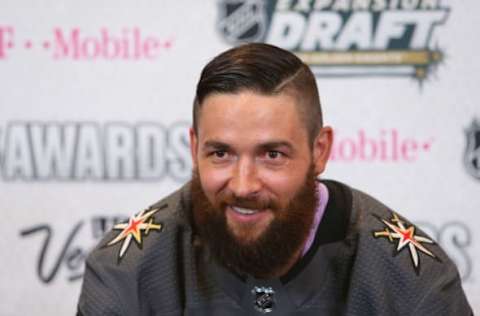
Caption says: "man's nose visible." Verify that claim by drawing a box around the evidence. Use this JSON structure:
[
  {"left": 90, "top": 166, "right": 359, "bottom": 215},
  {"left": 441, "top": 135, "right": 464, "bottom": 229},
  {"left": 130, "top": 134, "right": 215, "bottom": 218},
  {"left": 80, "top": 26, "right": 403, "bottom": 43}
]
[{"left": 228, "top": 157, "right": 261, "bottom": 198}]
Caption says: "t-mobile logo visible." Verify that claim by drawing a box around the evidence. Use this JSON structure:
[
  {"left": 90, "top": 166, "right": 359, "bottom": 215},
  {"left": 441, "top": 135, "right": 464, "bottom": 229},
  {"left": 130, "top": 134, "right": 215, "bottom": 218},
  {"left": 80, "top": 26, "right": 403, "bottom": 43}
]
[{"left": 0, "top": 26, "right": 14, "bottom": 59}]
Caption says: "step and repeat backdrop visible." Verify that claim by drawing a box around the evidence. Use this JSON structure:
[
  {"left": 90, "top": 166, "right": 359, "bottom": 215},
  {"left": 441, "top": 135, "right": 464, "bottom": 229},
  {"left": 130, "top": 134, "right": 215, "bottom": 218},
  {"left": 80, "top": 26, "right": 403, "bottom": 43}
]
[{"left": 0, "top": 0, "right": 479, "bottom": 315}]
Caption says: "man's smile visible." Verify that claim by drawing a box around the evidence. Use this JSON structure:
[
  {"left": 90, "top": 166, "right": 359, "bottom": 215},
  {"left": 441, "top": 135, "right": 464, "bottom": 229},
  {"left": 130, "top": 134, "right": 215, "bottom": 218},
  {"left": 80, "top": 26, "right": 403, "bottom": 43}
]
[
  {"left": 231, "top": 206, "right": 260, "bottom": 215},
  {"left": 226, "top": 205, "right": 273, "bottom": 226}
]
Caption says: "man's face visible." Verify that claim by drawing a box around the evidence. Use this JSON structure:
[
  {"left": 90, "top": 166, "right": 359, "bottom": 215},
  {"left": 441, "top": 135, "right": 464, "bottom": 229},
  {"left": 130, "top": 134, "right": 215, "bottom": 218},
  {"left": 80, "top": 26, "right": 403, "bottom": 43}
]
[
  {"left": 190, "top": 91, "right": 331, "bottom": 277},
  {"left": 192, "top": 91, "right": 315, "bottom": 237}
]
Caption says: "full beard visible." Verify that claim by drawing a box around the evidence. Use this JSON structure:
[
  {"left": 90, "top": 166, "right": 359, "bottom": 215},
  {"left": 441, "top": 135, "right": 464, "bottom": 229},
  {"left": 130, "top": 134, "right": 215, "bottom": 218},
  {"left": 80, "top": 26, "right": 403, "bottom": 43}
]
[{"left": 190, "top": 166, "right": 318, "bottom": 279}]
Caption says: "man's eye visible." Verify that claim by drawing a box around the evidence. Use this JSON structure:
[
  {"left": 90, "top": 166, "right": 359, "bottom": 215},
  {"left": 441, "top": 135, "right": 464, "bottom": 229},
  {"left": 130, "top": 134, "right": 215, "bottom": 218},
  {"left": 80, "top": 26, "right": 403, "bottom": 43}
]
[
  {"left": 267, "top": 151, "right": 281, "bottom": 159},
  {"left": 213, "top": 151, "right": 227, "bottom": 158}
]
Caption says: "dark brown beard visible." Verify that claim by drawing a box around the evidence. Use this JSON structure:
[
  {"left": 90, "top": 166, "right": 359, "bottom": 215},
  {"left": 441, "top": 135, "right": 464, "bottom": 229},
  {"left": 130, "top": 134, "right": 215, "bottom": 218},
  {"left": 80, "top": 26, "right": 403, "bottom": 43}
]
[{"left": 191, "top": 166, "right": 318, "bottom": 279}]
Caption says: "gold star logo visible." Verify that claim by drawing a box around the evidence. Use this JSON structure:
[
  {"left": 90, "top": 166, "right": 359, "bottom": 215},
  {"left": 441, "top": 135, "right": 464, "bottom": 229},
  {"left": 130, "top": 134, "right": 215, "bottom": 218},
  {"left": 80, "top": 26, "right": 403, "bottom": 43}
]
[
  {"left": 106, "top": 207, "right": 163, "bottom": 261},
  {"left": 373, "top": 212, "right": 438, "bottom": 274}
]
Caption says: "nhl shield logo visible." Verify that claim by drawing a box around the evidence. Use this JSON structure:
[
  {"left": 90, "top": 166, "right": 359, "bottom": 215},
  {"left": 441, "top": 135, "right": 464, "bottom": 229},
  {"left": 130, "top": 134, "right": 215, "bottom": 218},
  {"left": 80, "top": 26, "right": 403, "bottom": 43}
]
[
  {"left": 217, "top": 0, "right": 267, "bottom": 44},
  {"left": 252, "top": 286, "right": 275, "bottom": 313},
  {"left": 464, "top": 119, "right": 480, "bottom": 179}
]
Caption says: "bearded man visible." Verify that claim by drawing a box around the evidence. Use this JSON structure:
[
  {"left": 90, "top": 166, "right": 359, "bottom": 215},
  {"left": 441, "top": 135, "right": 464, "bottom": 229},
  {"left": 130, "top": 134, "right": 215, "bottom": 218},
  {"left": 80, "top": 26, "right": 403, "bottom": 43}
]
[{"left": 77, "top": 43, "right": 472, "bottom": 315}]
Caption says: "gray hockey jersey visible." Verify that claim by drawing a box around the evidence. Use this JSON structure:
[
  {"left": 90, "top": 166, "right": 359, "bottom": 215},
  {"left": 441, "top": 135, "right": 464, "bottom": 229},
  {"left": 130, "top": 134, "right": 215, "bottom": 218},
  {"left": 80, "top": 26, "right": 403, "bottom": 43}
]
[{"left": 77, "top": 180, "right": 473, "bottom": 315}]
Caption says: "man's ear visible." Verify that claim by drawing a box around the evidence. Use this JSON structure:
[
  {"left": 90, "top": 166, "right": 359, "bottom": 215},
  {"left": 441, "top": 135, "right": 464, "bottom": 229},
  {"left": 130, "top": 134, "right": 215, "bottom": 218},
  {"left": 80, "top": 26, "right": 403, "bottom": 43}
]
[
  {"left": 313, "top": 126, "right": 333, "bottom": 175},
  {"left": 189, "top": 127, "right": 198, "bottom": 169}
]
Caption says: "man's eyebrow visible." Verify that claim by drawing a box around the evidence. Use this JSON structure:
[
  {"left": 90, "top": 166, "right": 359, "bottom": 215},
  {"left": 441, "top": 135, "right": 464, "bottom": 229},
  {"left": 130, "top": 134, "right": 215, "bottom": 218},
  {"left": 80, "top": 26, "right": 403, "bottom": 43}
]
[
  {"left": 258, "top": 141, "right": 294, "bottom": 151},
  {"left": 201, "top": 140, "right": 295, "bottom": 152},
  {"left": 202, "top": 140, "right": 230, "bottom": 150}
]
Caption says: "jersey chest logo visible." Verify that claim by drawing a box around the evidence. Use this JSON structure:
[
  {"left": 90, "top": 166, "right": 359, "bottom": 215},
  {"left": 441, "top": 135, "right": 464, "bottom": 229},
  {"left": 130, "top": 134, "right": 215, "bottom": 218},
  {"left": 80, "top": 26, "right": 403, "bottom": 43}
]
[
  {"left": 372, "top": 212, "right": 440, "bottom": 274},
  {"left": 105, "top": 206, "right": 164, "bottom": 262}
]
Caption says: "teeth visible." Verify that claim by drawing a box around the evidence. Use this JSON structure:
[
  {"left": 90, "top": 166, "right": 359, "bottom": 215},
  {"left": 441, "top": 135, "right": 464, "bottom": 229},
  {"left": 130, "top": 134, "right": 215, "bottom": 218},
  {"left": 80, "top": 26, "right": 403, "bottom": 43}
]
[{"left": 232, "top": 206, "right": 258, "bottom": 215}]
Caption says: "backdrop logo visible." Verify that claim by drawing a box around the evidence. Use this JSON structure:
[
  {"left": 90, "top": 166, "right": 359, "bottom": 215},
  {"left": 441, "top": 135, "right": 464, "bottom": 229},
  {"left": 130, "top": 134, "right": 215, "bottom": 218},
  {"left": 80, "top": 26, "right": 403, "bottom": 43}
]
[
  {"left": 216, "top": 0, "right": 450, "bottom": 80},
  {"left": 217, "top": 0, "right": 268, "bottom": 43},
  {"left": 464, "top": 118, "right": 480, "bottom": 180},
  {"left": 329, "top": 129, "right": 434, "bottom": 162},
  {"left": 20, "top": 215, "right": 126, "bottom": 283},
  {"left": 0, "top": 121, "right": 191, "bottom": 182},
  {"left": 0, "top": 27, "right": 173, "bottom": 61}
]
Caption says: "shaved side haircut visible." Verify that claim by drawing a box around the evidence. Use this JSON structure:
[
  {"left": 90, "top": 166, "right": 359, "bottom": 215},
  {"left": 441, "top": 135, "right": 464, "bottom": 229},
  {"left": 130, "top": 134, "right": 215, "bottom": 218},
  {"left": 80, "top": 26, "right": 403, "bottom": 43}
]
[{"left": 193, "top": 43, "right": 323, "bottom": 145}]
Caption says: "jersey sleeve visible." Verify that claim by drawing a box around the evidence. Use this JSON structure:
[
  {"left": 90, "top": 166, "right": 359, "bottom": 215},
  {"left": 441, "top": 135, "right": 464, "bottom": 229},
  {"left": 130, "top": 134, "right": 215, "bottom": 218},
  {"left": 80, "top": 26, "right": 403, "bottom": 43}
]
[
  {"left": 411, "top": 270, "right": 473, "bottom": 316},
  {"left": 76, "top": 254, "right": 126, "bottom": 316}
]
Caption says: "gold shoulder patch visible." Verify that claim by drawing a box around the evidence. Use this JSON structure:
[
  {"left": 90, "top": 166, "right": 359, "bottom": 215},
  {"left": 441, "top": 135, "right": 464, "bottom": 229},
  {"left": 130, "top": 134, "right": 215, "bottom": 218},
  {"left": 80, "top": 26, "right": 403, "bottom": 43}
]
[
  {"left": 106, "top": 206, "right": 164, "bottom": 262},
  {"left": 372, "top": 212, "right": 440, "bottom": 274}
]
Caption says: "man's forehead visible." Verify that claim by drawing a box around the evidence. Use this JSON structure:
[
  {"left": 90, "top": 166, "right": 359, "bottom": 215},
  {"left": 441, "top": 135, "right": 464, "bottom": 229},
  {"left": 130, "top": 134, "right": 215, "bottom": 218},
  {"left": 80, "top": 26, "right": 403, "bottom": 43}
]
[
  {"left": 195, "top": 91, "right": 310, "bottom": 148},
  {"left": 198, "top": 91, "right": 302, "bottom": 125}
]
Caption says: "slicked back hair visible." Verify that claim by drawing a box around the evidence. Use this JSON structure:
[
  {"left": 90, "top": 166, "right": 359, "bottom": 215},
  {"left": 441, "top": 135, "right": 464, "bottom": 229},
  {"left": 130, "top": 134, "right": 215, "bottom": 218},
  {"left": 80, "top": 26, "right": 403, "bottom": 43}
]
[{"left": 193, "top": 43, "right": 323, "bottom": 145}]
